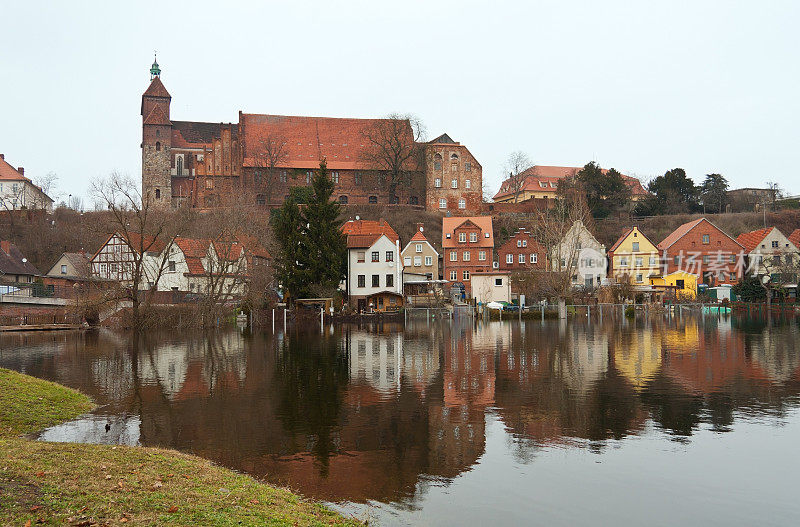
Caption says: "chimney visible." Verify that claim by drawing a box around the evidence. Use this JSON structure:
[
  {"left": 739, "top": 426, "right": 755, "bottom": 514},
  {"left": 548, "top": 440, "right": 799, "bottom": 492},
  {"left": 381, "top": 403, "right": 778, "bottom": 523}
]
[
  {"left": 17, "top": 167, "right": 24, "bottom": 175},
  {"left": 416, "top": 223, "right": 424, "bottom": 233},
  {"left": 0, "top": 153, "right": 4, "bottom": 160},
  {"left": 0, "top": 241, "right": 10, "bottom": 256}
]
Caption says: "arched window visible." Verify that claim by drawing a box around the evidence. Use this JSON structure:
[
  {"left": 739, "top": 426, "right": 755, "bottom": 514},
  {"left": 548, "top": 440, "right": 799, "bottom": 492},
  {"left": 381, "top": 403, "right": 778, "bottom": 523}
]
[
  {"left": 434, "top": 153, "right": 442, "bottom": 171},
  {"left": 256, "top": 194, "right": 266, "bottom": 206},
  {"left": 339, "top": 195, "right": 349, "bottom": 204},
  {"left": 155, "top": 141, "right": 161, "bottom": 151},
  {"left": 176, "top": 156, "right": 183, "bottom": 176},
  {"left": 368, "top": 195, "right": 378, "bottom": 204},
  {"left": 450, "top": 153, "right": 459, "bottom": 160},
  {"left": 155, "top": 188, "right": 161, "bottom": 200}
]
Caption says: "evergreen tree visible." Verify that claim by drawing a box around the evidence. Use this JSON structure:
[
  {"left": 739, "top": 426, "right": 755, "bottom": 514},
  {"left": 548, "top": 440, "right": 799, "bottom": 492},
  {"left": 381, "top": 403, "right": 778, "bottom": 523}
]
[
  {"left": 732, "top": 276, "right": 766, "bottom": 302},
  {"left": 272, "top": 196, "right": 307, "bottom": 301},
  {"left": 700, "top": 173, "right": 729, "bottom": 213},
  {"left": 301, "top": 159, "right": 347, "bottom": 293},
  {"left": 639, "top": 168, "right": 700, "bottom": 215},
  {"left": 576, "top": 162, "right": 631, "bottom": 218}
]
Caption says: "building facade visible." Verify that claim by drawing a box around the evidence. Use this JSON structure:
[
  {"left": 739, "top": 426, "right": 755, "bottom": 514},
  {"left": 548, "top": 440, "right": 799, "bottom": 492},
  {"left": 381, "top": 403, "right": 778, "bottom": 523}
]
[
  {"left": 342, "top": 219, "right": 404, "bottom": 311},
  {"left": 401, "top": 223, "right": 439, "bottom": 280},
  {"left": 550, "top": 220, "right": 607, "bottom": 289},
  {"left": 496, "top": 228, "right": 546, "bottom": 272},
  {"left": 442, "top": 216, "right": 494, "bottom": 296},
  {"left": 736, "top": 227, "right": 798, "bottom": 278},
  {"left": 0, "top": 154, "right": 53, "bottom": 211},
  {"left": 607, "top": 226, "right": 660, "bottom": 285},
  {"left": 140, "top": 62, "right": 481, "bottom": 213}
]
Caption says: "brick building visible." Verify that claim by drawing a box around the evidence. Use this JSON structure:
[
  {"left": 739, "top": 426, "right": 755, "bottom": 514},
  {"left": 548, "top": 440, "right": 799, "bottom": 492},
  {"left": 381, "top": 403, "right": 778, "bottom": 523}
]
[
  {"left": 657, "top": 218, "right": 745, "bottom": 286},
  {"left": 442, "top": 216, "right": 494, "bottom": 296},
  {"left": 140, "top": 60, "right": 481, "bottom": 213},
  {"left": 496, "top": 228, "right": 546, "bottom": 272}
]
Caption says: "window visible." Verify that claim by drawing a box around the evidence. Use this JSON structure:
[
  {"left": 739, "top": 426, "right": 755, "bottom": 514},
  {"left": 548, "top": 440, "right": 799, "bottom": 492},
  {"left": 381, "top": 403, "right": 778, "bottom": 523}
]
[
  {"left": 649, "top": 256, "right": 657, "bottom": 266},
  {"left": 386, "top": 251, "right": 394, "bottom": 262},
  {"left": 256, "top": 194, "right": 266, "bottom": 205},
  {"left": 439, "top": 198, "right": 447, "bottom": 209},
  {"left": 774, "top": 255, "right": 782, "bottom": 264},
  {"left": 155, "top": 141, "right": 161, "bottom": 151},
  {"left": 772, "top": 240, "right": 779, "bottom": 248},
  {"left": 494, "top": 278, "right": 503, "bottom": 286},
  {"left": 539, "top": 181, "right": 547, "bottom": 188},
  {"left": 451, "top": 163, "right": 458, "bottom": 172},
  {"left": 168, "top": 261, "right": 176, "bottom": 272},
  {"left": 372, "top": 251, "right": 380, "bottom": 262},
  {"left": 673, "top": 256, "right": 680, "bottom": 265},
  {"left": 434, "top": 154, "right": 443, "bottom": 171},
  {"left": 451, "top": 153, "right": 459, "bottom": 160},
  {"left": 435, "top": 178, "right": 442, "bottom": 188},
  {"left": 280, "top": 170, "right": 287, "bottom": 183},
  {"left": 424, "top": 256, "right": 432, "bottom": 266},
  {"left": 414, "top": 256, "right": 422, "bottom": 266},
  {"left": 357, "top": 275, "right": 365, "bottom": 288},
  {"left": 450, "top": 251, "right": 457, "bottom": 261},
  {"left": 459, "top": 232, "right": 467, "bottom": 243},
  {"left": 517, "top": 240, "right": 522, "bottom": 248},
  {"left": 635, "top": 257, "right": 643, "bottom": 267},
  {"left": 332, "top": 171, "right": 339, "bottom": 183},
  {"left": 416, "top": 243, "right": 423, "bottom": 253},
  {"left": 155, "top": 188, "right": 161, "bottom": 199},
  {"left": 176, "top": 156, "right": 183, "bottom": 176},
  {"left": 523, "top": 240, "right": 528, "bottom": 247},
  {"left": 620, "top": 257, "right": 628, "bottom": 267},
  {"left": 463, "top": 251, "right": 471, "bottom": 261},
  {"left": 410, "top": 195, "right": 419, "bottom": 205},
  {"left": 702, "top": 255, "right": 710, "bottom": 263},
  {"left": 506, "top": 254, "right": 514, "bottom": 264},
  {"left": 636, "top": 273, "right": 643, "bottom": 283},
  {"left": 386, "top": 274, "right": 394, "bottom": 287},
  {"left": 450, "top": 270, "right": 457, "bottom": 281},
  {"left": 339, "top": 195, "right": 348, "bottom": 204},
  {"left": 465, "top": 162, "right": 471, "bottom": 172},
  {"left": 702, "top": 234, "right": 710, "bottom": 244},
  {"left": 60, "top": 264, "right": 67, "bottom": 275},
  {"left": 458, "top": 199, "right": 466, "bottom": 209},
  {"left": 372, "top": 275, "right": 380, "bottom": 287},
  {"left": 463, "top": 270, "right": 470, "bottom": 280},
  {"left": 676, "top": 279, "right": 685, "bottom": 290},
  {"left": 451, "top": 179, "right": 458, "bottom": 189},
  {"left": 479, "top": 251, "right": 486, "bottom": 261},
  {"left": 519, "top": 254, "right": 525, "bottom": 263},
  {"left": 530, "top": 253, "right": 538, "bottom": 264},
  {"left": 729, "top": 255, "right": 736, "bottom": 263},
  {"left": 465, "top": 179, "right": 471, "bottom": 189},
  {"left": 632, "top": 242, "right": 640, "bottom": 252},
  {"left": 205, "top": 179, "right": 213, "bottom": 190},
  {"left": 357, "top": 251, "right": 366, "bottom": 263},
  {"left": 306, "top": 171, "right": 312, "bottom": 184},
  {"left": 470, "top": 233, "right": 478, "bottom": 243},
  {"left": 369, "top": 195, "right": 378, "bottom": 204},
  {"left": 404, "top": 256, "right": 411, "bottom": 266}
]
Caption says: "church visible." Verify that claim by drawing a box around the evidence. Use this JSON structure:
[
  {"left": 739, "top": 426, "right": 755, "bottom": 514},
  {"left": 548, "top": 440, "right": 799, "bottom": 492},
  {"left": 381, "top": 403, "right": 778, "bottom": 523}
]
[{"left": 141, "top": 59, "right": 483, "bottom": 214}]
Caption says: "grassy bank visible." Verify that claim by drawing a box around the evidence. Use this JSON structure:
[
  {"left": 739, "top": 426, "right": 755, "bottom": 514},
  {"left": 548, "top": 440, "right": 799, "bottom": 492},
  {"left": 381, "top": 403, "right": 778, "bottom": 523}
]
[{"left": 0, "top": 368, "right": 358, "bottom": 526}]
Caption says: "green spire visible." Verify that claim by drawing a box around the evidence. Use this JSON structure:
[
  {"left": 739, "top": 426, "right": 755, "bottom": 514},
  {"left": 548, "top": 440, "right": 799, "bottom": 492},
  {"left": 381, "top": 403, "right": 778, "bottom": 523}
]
[{"left": 150, "top": 53, "right": 161, "bottom": 80}]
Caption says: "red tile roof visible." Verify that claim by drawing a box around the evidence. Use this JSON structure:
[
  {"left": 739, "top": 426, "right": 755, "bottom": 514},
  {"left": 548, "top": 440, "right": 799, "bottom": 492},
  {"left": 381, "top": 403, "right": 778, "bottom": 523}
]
[
  {"left": 142, "top": 76, "right": 171, "bottom": 99},
  {"left": 143, "top": 105, "right": 171, "bottom": 126},
  {"left": 410, "top": 230, "right": 428, "bottom": 242},
  {"left": 342, "top": 219, "right": 399, "bottom": 248},
  {"left": 241, "top": 114, "right": 413, "bottom": 171},
  {"left": 656, "top": 218, "right": 706, "bottom": 250},
  {"left": 442, "top": 216, "right": 494, "bottom": 249},
  {"left": 789, "top": 229, "right": 800, "bottom": 249},
  {"left": 736, "top": 227, "right": 774, "bottom": 253},
  {"left": 0, "top": 156, "right": 30, "bottom": 182},
  {"left": 492, "top": 165, "right": 648, "bottom": 201}
]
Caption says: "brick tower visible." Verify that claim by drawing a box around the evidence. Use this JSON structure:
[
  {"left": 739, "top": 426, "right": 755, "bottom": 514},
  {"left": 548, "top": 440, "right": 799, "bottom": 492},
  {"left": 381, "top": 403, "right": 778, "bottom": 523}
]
[{"left": 141, "top": 55, "right": 172, "bottom": 207}]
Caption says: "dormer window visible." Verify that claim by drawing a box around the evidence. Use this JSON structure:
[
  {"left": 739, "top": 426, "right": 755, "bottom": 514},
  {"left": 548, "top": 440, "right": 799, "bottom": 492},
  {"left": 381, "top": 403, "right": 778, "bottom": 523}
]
[{"left": 539, "top": 181, "right": 546, "bottom": 188}]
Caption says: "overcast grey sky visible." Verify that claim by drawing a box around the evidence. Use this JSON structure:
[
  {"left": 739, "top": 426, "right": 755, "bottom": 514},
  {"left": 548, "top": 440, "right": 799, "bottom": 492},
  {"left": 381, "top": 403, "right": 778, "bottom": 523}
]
[{"left": 2, "top": 1, "right": 798, "bottom": 204}]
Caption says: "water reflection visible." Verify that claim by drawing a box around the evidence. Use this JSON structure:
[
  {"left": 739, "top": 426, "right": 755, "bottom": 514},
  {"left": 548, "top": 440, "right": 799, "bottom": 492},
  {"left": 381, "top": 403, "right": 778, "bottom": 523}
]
[{"left": 1, "top": 316, "right": 800, "bottom": 516}]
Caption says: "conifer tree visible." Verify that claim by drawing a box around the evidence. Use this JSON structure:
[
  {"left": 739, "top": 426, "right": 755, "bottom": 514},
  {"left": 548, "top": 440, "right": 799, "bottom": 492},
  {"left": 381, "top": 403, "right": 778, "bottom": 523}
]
[
  {"left": 302, "top": 159, "right": 347, "bottom": 293},
  {"left": 272, "top": 196, "right": 307, "bottom": 301}
]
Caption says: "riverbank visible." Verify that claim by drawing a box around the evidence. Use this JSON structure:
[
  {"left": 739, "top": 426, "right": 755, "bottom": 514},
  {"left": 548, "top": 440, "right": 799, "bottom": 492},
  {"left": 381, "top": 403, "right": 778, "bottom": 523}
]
[{"left": 0, "top": 368, "right": 358, "bottom": 526}]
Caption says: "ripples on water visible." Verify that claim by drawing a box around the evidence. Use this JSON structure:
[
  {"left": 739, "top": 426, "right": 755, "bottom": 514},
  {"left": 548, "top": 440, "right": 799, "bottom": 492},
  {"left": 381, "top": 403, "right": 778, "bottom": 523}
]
[{"left": 2, "top": 314, "right": 799, "bottom": 526}]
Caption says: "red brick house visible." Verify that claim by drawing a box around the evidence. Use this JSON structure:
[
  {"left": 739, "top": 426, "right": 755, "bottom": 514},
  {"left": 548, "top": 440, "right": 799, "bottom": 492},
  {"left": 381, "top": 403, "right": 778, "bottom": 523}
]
[
  {"left": 497, "top": 229, "right": 546, "bottom": 272},
  {"left": 657, "top": 218, "right": 745, "bottom": 286},
  {"left": 442, "top": 216, "right": 494, "bottom": 296}
]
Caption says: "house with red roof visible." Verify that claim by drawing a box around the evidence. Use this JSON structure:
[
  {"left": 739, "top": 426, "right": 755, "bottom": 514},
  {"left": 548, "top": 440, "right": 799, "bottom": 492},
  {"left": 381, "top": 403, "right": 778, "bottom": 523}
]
[
  {"left": 789, "top": 229, "right": 800, "bottom": 251},
  {"left": 401, "top": 223, "right": 439, "bottom": 281},
  {"left": 735, "top": 227, "right": 798, "bottom": 278},
  {"left": 492, "top": 165, "right": 647, "bottom": 205},
  {"left": 0, "top": 154, "right": 53, "bottom": 211},
  {"left": 607, "top": 226, "right": 660, "bottom": 285},
  {"left": 442, "top": 216, "right": 494, "bottom": 296},
  {"left": 496, "top": 228, "right": 546, "bottom": 272},
  {"left": 0, "top": 240, "right": 40, "bottom": 284},
  {"left": 341, "top": 219, "right": 403, "bottom": 311},
  {"left": 657, "top": 218, "right": 744, "bottom": 286}
]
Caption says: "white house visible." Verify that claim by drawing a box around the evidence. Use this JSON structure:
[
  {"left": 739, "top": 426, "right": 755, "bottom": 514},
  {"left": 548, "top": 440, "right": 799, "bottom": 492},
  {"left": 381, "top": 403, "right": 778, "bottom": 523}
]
[
  {"left": 342, "top": 219, "right": 404, "bottom": 311},
  {"left": 550, "top": 220, "right": 607, "bottom": 288},
  {"left": 0, "top": 154, "right": 53, "bottom": 211},
  {"left": 471, "top": 271, "right": 511, "bottom": 305},
  {"left": 736, "top": 227, "right": 799, "bottom": 277}
]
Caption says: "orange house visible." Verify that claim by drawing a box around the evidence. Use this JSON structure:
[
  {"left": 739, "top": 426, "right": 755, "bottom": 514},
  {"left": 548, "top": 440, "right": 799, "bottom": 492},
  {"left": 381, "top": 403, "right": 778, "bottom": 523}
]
[{"left": 442, "top": 216, "right": 494, "bottom": 296}]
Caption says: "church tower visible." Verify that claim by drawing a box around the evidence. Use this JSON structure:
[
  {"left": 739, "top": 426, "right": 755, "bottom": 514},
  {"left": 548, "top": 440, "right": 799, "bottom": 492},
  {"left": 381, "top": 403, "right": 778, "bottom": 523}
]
[{"left": 141, "top": 55, "right": 172, "bottom": 207}]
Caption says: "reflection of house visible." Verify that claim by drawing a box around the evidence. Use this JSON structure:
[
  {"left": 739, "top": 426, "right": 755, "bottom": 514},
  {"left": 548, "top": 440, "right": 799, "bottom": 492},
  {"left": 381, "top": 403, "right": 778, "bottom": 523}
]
[
  {"left": 613, "top": 329, "right": 662, "bottom": 391},
  {"left": 657, "top": 217, "right": 744, "bottom": 286},
  {"left": 550, "top": 220, "right": 606, "bottom": 288},
  {"left": 442, "top": 215, "right": 494, "bottom": 296},
  {"left": 342, "top": 219, "right": 403, "bottom": 311},
  {"left": 608, "top": 226, "right": 660, "bottom": 285}
]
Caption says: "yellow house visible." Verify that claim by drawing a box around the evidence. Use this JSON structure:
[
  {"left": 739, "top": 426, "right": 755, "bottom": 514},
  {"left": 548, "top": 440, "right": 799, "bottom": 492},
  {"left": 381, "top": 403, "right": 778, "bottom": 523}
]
[
  {"left": 649, "top": 270, "right": 698, "bottom": 300},
  {"left": 608, "top": 226, "right": 660, "bottom": 285}
]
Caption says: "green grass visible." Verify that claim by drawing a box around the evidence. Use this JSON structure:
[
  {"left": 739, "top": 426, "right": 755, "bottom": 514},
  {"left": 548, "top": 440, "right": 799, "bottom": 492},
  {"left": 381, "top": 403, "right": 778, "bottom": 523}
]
[{"left": 0, "top": 368, "right": 359, "bottom": 526}]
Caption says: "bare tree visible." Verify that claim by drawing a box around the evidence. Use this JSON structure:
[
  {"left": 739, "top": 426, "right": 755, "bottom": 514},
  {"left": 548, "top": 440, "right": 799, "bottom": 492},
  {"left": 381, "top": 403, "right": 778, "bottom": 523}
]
[
  {"left": 250, "top": 133, "right": 290, "bottom": 206},
  {"left": 30, "top": 172, "right": 58, "bottom": 210},
  {"left": 91, "top": 172, "right": 193, "bottom": 329},
  {"left": 502, "top": 151, "right": 534, "bottom": 203},
  {"left": 361, "top": 113, "right": 426, "bottom": 204}
]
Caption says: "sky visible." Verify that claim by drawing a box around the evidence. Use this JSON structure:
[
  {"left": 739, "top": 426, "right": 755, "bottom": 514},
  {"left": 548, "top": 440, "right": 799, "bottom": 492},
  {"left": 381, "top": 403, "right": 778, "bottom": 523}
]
[{"left": 2, "top": 1, "right": 799, "bottom": 205}]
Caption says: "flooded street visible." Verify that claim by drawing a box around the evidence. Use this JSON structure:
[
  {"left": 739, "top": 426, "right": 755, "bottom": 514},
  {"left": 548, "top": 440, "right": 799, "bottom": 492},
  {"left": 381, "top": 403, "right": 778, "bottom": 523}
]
[{"left": 2, "top": 315, "right": 799, "bottom": 526}]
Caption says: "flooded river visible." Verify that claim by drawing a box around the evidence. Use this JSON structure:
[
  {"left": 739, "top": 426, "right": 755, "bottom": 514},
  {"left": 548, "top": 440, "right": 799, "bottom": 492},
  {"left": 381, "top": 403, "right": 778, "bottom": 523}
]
[{"left": 1, "top": 314, "right": 799, "bottom": 525}]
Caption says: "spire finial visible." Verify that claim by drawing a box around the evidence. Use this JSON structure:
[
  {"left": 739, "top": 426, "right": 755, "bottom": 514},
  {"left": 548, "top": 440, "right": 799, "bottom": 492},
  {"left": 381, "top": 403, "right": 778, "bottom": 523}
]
[{"left": 150, "top": 52, "right": 161, "bottom": 80}]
